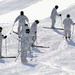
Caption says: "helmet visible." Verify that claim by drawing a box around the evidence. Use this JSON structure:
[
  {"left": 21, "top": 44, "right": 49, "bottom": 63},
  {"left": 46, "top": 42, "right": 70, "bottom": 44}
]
[
  {"left": 55, "top": 5, "right": 58, "bottom": 9},
  {"left": 20, "top": 11, "right": 24, "bottom": 15},
  {"left": 67, "top": 14, "right": 70, "bottom": 17},
  {"left": 35, "top": 20, "right": 39, "bottom": 24}
]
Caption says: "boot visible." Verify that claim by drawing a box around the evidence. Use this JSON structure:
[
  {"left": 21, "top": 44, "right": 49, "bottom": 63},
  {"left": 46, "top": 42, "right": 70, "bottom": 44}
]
[
  {"left": 68, "top": 36, "right": 70, "bottom": 39},
  {"left": 65, "top": 37, "right": 67, "bottom": 39},
  {"left": 21, "top": 57, "right": 27, "bottom": 62},
  {"left": 51, "top": 26, "right": 55, "bottom": 29}
]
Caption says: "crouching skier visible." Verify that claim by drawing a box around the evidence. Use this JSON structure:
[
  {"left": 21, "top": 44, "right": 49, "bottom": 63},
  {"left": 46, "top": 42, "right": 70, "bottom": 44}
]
[
  {"left": 19, "top": 28, "right": 34, "bottom": 63},
  {"left": 0, "top": 27, "right": 7, "bottom": 57},
  {"left": 30, "top": 20, "right": 39, "bottom": 46},
  {"left": 63, "top": 14, "right": 75, "bottom": 39}
]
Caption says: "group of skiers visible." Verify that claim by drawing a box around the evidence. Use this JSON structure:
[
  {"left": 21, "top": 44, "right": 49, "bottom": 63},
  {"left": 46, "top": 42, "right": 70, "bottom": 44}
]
[
  {"left": 0, "top": 11, "right": 39, "bottom": 62},
  {"left": 13, "top": 11, "right": 39, "bottom": 62},
  {"left": 0, "top": 5, "right": 75, "bottom": 63},
  {"left": 50, "top": 5, "right": 75, "bottom": 39}
]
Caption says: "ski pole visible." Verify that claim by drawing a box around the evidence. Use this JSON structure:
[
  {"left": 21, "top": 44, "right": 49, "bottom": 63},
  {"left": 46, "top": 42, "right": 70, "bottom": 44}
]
[
  {"left": 18, "top": 41, "right": 19, "bottom": 53},
  {"left": 60, "top": 16, "right": 65, "bottom": 38},
  {"left": 15, "top": 51, "right": 21, "bottom": 62},
  {"left": 72, "top": 25, "right": 74, "bottom": 40},
  {"left": 10, "top": 23, "right": 15, "bottom": 34},
  {"left": 35, "top": 32, "right": 38, "bottom": 45},
  {"left": 60, "top": 16, "right": 63, "bottom": 28},
  {"left": 18, "top": 38, "right": 21, "bottom": 53},
  {"left": 5, "top": 39, "right": 7, "bottom": 57}
]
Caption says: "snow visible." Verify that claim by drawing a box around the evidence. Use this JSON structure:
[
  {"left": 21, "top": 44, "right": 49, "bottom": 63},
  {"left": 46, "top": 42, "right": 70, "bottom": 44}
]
[
  {"left": 0, "top": 0, "right": 75, "bottom": 75},
  {"left": 0, "top": 0, "right": 75, "bottom": 23}
]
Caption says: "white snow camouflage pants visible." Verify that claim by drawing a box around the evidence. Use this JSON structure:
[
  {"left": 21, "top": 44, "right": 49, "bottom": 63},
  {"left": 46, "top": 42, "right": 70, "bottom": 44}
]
[{"left": 64, "top": 30, "right": 71, "bottom": 38}]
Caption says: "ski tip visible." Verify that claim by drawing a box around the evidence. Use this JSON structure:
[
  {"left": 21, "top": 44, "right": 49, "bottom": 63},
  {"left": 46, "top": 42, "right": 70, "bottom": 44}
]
[{"left": 0, "top": 56, "right": 16, "bottom": 58}]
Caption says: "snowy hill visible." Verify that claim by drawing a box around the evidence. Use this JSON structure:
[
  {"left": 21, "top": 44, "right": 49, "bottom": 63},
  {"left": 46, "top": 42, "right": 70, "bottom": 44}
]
[
  {"left": 0, "top": 0, "right": 75, "bottom": 75},
  {"left": 0, "top": 0, "right": 42, "bottom": 15}
]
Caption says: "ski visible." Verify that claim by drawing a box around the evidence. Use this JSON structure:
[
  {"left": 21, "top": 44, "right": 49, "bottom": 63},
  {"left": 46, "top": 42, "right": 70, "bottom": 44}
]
[
  {"left": 43, "top": 27, "right": 64, "bottom": 30},
  {"left": 32, "top": 45, "right": 49, "bottom": 48},
  {"left": 13, "top": 31, "right": 18, "bottom": 35},
  {"left": 0, "top": 56, "right": 16, "bottom": 58}
]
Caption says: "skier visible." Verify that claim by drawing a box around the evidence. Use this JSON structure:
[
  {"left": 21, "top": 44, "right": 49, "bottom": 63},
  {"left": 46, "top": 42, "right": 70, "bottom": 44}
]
[
  {"left": 20, "top": 28, "right": 34, "bottom": 62},
  {"left": 50, "top": 5, "right": 61, "bottom": 28},
  {"left": 30, "top": 20, "right": 39, "bottom": 46},
  {"left": 63, "top": 14, "right": 75, "bottom": 39},
  {"left": 13, "top": 11, "right": 29, "bottom": 36},
  {"left": 0, "top": 27, "right": 7, "bottom": 57}
]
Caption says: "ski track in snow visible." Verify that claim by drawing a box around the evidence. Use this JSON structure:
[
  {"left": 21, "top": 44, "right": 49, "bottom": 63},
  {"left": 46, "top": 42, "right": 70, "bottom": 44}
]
[
  {"left": 39, "top": 61, "right": 75, "bottom": 75},
  {"left": 49, "top": 39, "right": 68, "bottom": 57}
]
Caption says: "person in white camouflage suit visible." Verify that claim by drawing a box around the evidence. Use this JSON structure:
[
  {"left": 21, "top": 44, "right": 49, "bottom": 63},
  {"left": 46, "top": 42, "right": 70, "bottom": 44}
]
[
  {"left": 30, "top": 20, "right": 39, "bottom": 46},
  {"left": 63, "top": 14, "right": 75, "bottom": 39},
  {"left": 50, "top": 5, "right": 61, "bottom": 28},
  {"left": 19, "top": 28, "right": 34, "bottom": 62},
  {"left": 14, "top": 11, "right": 29, "bottom": 36},
  {"left": 0, "top": 27, "right": 7, "bottom": 57}
]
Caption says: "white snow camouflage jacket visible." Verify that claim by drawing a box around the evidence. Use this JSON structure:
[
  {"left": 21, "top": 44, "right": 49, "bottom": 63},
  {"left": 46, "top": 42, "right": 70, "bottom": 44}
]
[
  {"left": 50, "top": 8, "right": 59, "bottom": 19},
  {"left": 63, "top": 18, "right": 73, "bottom": 30},
  {"left": 30, "top": 22, "right": 37, "bottom": 35},
  {"left": 14, "top": 15, "right": 29, "bottom": 24}
]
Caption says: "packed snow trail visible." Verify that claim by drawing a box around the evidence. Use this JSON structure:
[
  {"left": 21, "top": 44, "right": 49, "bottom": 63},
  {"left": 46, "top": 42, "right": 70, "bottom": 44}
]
[
  {"left": 40, "top": 61, "right": 75, "bottom": 75},
  {"left": 0, "top": 6, "right": 75, "bottom": 75}
]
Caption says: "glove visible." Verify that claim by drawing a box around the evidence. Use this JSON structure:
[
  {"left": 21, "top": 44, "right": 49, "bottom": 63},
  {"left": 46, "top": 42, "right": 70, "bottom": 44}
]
[
  {"left": 35, "top": 31, "right": 37, "bottom": 33},
  {"left": 59, "top": 14, "right": 61, "bottom": 16},
  {"left": 18, "top": 36, "right": 20, "bottom": 38},
  {"left": 4, "top": 35, "right": 7, "bottom": 38},
  {"left": 25, "top": 24, "right": 28, "bottom": 26}
]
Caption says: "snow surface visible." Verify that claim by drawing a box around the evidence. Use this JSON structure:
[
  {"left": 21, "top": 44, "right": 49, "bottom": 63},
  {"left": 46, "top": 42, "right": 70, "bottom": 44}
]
[{"left": 0, "top": 0, "right": 75, "bottom": 75}]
